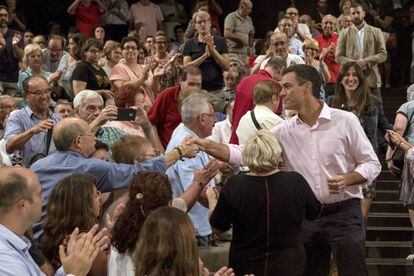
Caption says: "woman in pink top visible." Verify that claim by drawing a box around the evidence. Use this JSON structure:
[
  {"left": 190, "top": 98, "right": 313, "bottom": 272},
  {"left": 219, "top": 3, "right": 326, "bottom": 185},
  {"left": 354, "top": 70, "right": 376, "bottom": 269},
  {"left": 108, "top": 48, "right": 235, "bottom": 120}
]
[{"left": 110, "top": 36, "right": 164, "bottom": 110}]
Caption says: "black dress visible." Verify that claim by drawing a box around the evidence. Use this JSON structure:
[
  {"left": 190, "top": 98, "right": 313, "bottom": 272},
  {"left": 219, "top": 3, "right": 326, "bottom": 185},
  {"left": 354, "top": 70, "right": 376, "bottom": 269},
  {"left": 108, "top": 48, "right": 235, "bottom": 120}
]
[{"left": 210, "top": 171, "right": 321, "bottom": 276}]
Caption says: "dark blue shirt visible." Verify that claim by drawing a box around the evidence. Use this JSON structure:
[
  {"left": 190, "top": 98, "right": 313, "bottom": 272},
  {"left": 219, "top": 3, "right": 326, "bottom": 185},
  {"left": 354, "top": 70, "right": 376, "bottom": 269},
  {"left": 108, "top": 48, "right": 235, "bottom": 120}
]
[
  {"left": 0, "top": 29, "right": 23, "bottom": 82},
  {"left": 31, "top": 151, "right": 166, "bottom": 239},
  {"left": 183, "top": 35, "right": 228, "bottom": 91}
]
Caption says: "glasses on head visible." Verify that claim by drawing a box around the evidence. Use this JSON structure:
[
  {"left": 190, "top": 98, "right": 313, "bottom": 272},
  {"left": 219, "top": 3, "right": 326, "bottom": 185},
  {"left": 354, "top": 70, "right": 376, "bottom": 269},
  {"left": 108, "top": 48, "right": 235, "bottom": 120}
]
[
  {"left": 28, "top": 89, "right": 52, "bottom": 96},
  {"left": 123, "top": 46, "right": 138, "bottom": 51}
]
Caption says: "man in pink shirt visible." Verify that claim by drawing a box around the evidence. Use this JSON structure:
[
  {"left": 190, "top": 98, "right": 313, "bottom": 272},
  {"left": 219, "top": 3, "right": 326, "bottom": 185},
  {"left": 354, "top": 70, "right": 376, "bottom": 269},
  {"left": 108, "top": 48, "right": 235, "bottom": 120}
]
[
  {"left": 130, "top": 0, "right": 164, "bottom": 43},
  {"left": 188, "top": 64, "right": 380, "bottom": 275}
]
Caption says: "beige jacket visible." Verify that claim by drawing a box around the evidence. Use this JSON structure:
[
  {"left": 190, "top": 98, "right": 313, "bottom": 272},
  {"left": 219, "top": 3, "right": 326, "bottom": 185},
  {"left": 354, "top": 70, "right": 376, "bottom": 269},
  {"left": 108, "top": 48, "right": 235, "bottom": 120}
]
[{"left": 335, "top": 23, "right": 387, "bottom": 88}]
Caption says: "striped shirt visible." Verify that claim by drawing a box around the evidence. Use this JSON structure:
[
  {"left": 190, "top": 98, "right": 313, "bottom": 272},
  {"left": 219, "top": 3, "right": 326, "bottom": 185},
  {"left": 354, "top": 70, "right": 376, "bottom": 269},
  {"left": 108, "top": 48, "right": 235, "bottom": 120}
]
[{"left": 4, "top": 106, "right": 60, "bottom": 167}]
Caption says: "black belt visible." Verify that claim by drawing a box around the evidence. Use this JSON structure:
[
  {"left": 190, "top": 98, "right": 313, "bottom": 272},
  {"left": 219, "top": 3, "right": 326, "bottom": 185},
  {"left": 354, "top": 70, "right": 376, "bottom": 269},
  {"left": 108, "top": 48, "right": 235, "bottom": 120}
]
[{"left": 320, "top": 198, "right": 361, "bottom": 215}]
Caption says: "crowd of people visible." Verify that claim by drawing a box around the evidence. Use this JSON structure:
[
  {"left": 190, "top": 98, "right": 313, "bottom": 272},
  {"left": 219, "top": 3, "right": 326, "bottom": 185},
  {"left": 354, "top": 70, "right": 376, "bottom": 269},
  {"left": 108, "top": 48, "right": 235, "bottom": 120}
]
[{"left": 0, "top": 0, "right": 414, "bottom": 275}]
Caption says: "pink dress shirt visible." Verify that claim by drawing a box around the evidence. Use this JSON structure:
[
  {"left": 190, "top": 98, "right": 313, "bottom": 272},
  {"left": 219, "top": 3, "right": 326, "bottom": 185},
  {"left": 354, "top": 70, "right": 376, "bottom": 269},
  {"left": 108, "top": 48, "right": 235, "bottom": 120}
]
[{"left": 229, "top": 103, "right": 381, "bottom": 204}]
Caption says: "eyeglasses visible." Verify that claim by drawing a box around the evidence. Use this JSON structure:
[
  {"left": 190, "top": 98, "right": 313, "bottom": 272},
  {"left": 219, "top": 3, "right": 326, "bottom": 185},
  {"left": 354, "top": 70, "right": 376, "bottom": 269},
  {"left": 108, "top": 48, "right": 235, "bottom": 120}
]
[
  {"left": 201, "top": 112, "right": 216, "bottom": 118},
  {"left": 123, "top": 46, "right": 138, "bottom": 51},
  {"left": 155, "top": 41, "right": 168, "bottom": 44},
  {"left": 28, "top": 89, "right": 52, "bottom": 96},
  {"left": 287, "top": 12, "right": 298, "bottom": 16},
  {"left": 49, "top": 48, "right": 62, "bottom": 52},
  {"left": 88, "top": 48, "right": 102, "bottom": 54},
  {"left": 0, "top": 13, "right": 8, "bottom": 17},
  {"left": 195, "top": 19, "right": 210, "bottom": 25}
]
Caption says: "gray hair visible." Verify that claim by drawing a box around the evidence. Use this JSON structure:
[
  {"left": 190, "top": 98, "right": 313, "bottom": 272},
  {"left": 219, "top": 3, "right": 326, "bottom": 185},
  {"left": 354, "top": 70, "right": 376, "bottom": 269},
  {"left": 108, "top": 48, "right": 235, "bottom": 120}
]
[
  {"left": 53, "top": 120, "right": 86, "bottom": 151},
  {"left": 181, "top": 93, "right": 211, "bottom": 124},
  {"left": 73, "top": 90, "right": 102, "bottom": 109},
  {"left": 192, "top": 10, "right": 211, "bottom": 21}
]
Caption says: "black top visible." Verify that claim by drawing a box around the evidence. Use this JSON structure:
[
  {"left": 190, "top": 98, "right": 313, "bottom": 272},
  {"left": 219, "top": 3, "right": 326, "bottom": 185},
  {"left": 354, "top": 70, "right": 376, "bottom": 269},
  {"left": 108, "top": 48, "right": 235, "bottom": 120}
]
[
  {"left": 210, "top": 171, "right": 321, "bottom": 276},
  {"left": 0, "top": 29, "right": 24, "bottom": 82},
  {"left": 71, "top": 60, "right": 111, "bottom": 91},
  {"left": 182, "top": 35, "right": 228, "bottom": 91}
]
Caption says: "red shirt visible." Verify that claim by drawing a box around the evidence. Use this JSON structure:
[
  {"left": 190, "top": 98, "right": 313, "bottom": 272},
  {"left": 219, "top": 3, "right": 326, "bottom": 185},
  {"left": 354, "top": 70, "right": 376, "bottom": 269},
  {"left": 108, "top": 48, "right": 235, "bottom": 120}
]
[
  {"left": 315, "top": 33, "right": 340, "bottom": 84},
  {"left": 230, "top": 70, "right": 282, "bottom": 144},
  {"left": 148, "top": 85, "right": 181, "bottom": 148},
  {"left": 75, "top": 3, "right": 102, "bottom": 37}
]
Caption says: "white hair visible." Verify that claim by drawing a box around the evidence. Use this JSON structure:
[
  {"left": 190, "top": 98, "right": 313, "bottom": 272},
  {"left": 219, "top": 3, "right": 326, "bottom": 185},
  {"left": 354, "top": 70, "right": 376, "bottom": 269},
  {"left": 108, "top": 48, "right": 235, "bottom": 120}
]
[
  {"left": 180, "top": 93, "right": 211, "bottom": 124},
  {"left": 73, "top": 90, "right": 103, "bottom": 109}
]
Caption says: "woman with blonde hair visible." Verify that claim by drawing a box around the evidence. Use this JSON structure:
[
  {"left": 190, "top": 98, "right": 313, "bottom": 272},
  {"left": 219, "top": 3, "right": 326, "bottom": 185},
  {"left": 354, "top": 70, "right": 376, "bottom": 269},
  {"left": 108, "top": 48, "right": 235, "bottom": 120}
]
[
  {"left": 17, "top": 43, "right": 57, "bottom": 95},
  {"left": 210, "top": 130, "right": 321, "bottom": 276}
]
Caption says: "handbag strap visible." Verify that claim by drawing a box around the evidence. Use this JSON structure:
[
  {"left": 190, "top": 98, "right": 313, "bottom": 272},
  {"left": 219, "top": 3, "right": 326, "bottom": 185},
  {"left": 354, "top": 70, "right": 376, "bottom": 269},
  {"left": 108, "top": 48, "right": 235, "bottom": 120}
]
[
  {"left": 45, "top": 127, "right": 53, "bottom": 155},
  {"left": 250, "top": 109, "right": 262, "bottom": 130}
]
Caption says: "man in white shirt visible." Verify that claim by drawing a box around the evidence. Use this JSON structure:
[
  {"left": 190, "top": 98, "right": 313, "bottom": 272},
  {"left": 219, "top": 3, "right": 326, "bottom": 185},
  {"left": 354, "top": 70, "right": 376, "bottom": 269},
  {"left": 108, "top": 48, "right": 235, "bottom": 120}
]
[
  {"left": 251, "top": 32, "right": 304, "bottom": 74},
  {"left": 236, "top": 80, "right": 283, "bottom": 146},
  {"left": 274, "top": 6, "right": 312, "bottom": 41},
  {"left": 277, "top": 15, "right": 304, "bottom": 57}
]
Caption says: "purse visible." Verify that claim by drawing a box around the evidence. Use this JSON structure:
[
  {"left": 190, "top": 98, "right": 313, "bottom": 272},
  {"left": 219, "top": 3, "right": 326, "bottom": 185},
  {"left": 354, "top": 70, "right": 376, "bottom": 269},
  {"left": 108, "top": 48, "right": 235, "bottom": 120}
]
[{"left": 391, "top": 111, "right": 414, "bottom": 176}]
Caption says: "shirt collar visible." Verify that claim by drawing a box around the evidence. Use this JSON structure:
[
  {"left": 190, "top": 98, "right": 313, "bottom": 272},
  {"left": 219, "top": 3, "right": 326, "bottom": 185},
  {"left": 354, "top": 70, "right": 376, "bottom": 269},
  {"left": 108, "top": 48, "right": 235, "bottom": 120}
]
[
  {"left": 182, "top": 125, "right": 199, "bottom": 137},
  {"left": 295, "top": 101, "right": 331, "bottom": 125},
  {"left": 0, "top": 224, "right": 31, "bottom": 254},
  {"left": 258, "top": 69, "right": 272, "bottom": 78},
  {"left": 24, "top": 105, "right": 52, "bottom": 119}
]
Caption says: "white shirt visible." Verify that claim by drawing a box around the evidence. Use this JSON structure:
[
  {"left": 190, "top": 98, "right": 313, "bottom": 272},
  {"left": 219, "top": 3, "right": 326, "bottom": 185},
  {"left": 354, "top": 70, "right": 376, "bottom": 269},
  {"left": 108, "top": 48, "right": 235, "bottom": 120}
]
[
  {"left": 274, "top": 23, "right": 312, "bottom": 40},
  {"left": 258, "top": 53, "right": 304, "bottom": 70},
  {"left": 108, "top": 247, "right": 134, "bottom": 276},
  {"left": 237, "top": 105, "right": 283, "bottom": 146},
  {"left": 355, "top": 23, "right": 366, "bottom": 59},
  {"left": 207, "top": 118, "right": 232, "bottom": 144}
]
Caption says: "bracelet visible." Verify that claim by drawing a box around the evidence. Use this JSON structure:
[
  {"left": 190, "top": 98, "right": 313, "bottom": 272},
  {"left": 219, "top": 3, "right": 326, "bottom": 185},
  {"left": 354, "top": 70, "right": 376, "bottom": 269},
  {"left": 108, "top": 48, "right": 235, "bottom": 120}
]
[{"left": 175, "top": 146, "right": 184, "bottom": 161}]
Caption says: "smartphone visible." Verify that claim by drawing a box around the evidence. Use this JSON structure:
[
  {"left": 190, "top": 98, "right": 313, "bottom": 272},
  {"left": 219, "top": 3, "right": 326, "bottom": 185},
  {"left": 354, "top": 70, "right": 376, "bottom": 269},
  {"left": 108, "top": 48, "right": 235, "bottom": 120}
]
[{"left": 116, "top": 108, "right": 137, "bottom": 121}]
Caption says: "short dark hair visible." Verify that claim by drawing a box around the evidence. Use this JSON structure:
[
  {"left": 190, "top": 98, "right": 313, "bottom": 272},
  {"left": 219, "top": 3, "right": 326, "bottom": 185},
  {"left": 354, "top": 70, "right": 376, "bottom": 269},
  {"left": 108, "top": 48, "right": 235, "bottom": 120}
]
[
  {"left": 283, "top": 64, "right": 321, "bottom": 98},
  {"left": 0, "top": 5, "right": 8, "bottom": 13},
  {"left": 82, "top": 38, "right": 103, "bottom": 57},
  {"left": 48, "top": 34, "right": 65, "bottom": 49},
  {"left": 0, "top": 171, "right": 31, "bottom": 213},
  {"left": 351, "top": 1, "right": 364, "bottom": 10},
  {"left": 120, "top": 36, "right": 140, "bottom": 49},
  {"left": 22, "top": 75, "right": 48, "bottom": 94},
  {"left": 95, "top": 140, "right": 109, "bottom": 152},
  {"left": 180, "top": 66, "right": 202, "bottom": 81}
]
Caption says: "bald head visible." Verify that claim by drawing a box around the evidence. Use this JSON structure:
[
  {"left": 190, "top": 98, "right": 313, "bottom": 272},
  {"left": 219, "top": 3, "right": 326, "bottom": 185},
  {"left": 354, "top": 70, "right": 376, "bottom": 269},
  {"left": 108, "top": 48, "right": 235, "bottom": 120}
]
[
  {"left": 270, "top": 32, "right": 289, "bottom": 59},
  {"left": 0, "top": 167, "right": 37, "bottom": 214},
  {"left": 53, "top": 118, "right": 89, "bottom": 151}
]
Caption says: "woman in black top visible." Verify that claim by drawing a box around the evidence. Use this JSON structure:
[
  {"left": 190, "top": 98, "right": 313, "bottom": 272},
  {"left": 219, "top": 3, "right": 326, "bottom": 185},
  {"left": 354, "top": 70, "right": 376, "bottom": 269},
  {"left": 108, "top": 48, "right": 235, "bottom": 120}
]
[
  {"left": 71, "top": 38, "right": 112, "bottom": 98},
  {"left": 210, "top": 130, "right": 321, "bottom": 276}
]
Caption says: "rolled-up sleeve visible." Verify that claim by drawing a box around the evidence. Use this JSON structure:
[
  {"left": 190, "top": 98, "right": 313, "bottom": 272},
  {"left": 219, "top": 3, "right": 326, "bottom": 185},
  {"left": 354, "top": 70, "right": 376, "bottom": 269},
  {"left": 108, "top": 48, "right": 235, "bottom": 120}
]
[{"left": 228, "top": 144, "right": 243, "bottom": 167}]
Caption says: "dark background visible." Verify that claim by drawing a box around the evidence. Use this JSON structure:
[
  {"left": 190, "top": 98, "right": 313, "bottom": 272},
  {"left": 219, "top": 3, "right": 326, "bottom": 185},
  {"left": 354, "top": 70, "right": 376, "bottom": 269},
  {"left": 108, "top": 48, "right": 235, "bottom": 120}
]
[{"left": 1, "top": 0, "right": 341, "bottom": 38}]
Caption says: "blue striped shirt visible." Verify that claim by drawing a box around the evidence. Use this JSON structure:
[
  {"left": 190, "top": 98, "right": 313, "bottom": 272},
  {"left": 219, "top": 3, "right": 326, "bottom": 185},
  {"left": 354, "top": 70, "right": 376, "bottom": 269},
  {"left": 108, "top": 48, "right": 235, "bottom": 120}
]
[{"left": 4, "top": 106, "right": 60, "bottom": 167}]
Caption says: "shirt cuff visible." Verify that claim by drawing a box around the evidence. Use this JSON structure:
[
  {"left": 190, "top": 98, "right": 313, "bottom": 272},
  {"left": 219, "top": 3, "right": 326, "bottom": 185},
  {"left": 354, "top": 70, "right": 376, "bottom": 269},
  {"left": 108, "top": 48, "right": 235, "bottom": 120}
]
[{"left": 228, "top": 144, "right": 243, "bottom": 167}]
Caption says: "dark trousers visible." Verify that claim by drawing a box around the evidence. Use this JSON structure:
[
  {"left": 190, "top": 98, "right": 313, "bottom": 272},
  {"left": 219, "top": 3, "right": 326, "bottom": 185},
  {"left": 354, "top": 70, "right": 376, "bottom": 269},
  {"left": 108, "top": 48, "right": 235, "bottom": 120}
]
[{"left": 302, "top": 198, "right": 366, "bottom": 276}]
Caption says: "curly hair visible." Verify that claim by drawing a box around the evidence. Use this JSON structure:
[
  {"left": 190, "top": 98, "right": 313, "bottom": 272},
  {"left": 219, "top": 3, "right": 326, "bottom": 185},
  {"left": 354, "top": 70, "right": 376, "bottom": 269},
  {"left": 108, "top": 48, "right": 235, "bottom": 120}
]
[
  {"left": 133, "top": 206, "right": 199, "bottom": 276},
  {"left": 114, "top": 83, "right": 146, "bottom": 108},
  {"left": 111, "top": 172, "right": 172, "bottom": 254},
  {"left": 41, "top": 174, "right": 97, "bottom": 269}
]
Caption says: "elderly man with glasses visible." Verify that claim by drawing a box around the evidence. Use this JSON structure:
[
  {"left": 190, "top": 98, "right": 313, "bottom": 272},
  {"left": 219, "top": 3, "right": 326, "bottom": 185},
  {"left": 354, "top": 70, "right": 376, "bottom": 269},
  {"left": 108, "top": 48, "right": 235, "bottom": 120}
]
[
  {"left": 42, "top": 34, "right": 68, "bottom": 73},
  {"left": 3, "top": 75, "right": 60, "bottom": 167}
]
